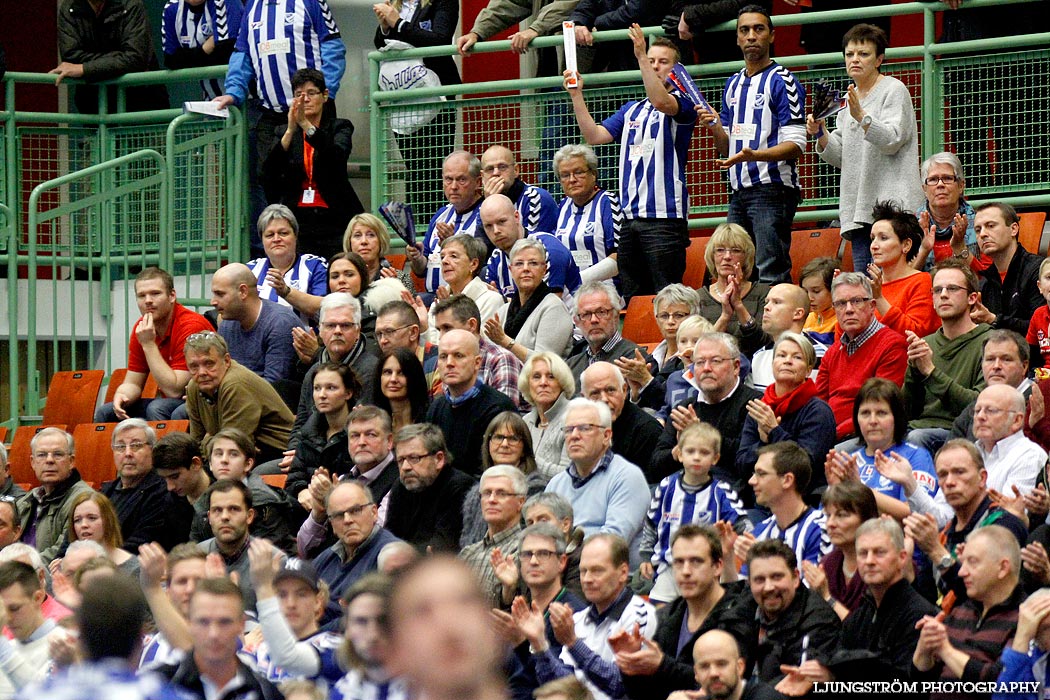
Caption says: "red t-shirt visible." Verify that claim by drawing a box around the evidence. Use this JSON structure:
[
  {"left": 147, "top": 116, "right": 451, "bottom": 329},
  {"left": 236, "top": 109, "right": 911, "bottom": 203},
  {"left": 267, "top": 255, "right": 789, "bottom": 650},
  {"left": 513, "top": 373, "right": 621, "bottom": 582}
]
[
  {"left": 128, "top": 303, "right": 213, "bottom": 393},
  {"left": 1027, "top": 305, "right": 1050, "bottom": 365}
]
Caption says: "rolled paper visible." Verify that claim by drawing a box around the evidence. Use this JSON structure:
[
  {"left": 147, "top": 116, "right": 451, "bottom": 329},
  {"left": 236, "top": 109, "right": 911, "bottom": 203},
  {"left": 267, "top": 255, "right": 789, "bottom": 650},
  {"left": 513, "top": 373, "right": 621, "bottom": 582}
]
[{"left": 563, "top": 21, "right": 579, "bottom": 88}]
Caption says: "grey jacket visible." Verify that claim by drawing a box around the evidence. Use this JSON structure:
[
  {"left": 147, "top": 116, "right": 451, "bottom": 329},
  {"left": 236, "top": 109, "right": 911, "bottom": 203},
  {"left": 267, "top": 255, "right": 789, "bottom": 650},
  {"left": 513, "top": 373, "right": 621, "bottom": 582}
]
[{"left": 470, "top": 0, "right": 580, "bottom": 40}]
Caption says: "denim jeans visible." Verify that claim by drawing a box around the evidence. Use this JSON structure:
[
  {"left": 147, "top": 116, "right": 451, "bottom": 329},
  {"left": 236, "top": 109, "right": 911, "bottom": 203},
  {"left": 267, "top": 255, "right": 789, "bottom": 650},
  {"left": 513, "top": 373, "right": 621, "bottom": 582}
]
[
  {"left": 94, "top": 397, "right": 187, "bottom": 422},
  {"left": 619, "top": 218, "right": 689, "bottom": 300},
  {"left": 727, "top": 184, "right": 799, "bottom": 283},
  {"left": 845, "top": 223, "right": 873, "bottom": 275}
]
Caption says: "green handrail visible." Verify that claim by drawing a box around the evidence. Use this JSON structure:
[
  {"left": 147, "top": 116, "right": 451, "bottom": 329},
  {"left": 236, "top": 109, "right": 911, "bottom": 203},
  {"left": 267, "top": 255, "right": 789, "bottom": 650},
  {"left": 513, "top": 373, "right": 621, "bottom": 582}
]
[{"left": 1, "top": 204, "right": 17, "bottom": 428}]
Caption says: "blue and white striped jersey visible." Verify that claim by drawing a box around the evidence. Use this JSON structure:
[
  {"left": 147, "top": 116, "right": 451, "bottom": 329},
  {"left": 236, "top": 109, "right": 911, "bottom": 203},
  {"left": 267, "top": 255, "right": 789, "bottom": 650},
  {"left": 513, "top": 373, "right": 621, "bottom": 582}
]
[
  {"left": 330, "top": 670, "right": 410, "bottom": 700},
  {"left": 719, "top": 62, "right": 807, "bottom": 191},
  {"left": 162, "top": 0, "right": 243, "bottom": 98},
  {"left": 234, "top": 0, "right": 342, "bottom": 111},
  {"left": 601, "top": 93, "right": 697, "bottom": 220},
  {"left": 247, "top": 254, "right": 328, "bottom": 323},
  {"left": 421, "top": 200, "right": 484, "bottom": 292},
  {"left": 647, "top": 472, "right": 746, "bottom": 571},
  {"left": 748, "top": 507, "right": 830, "bottom": 574},
  {"left": 514, "top": 182, "right": 558, "bottom": 234},
  {"left": 554, "top": 190, "right": 621, "bottom": 273},
  {"left": 485, "top": 232, "right": 582, "bottom": 299},
  {"left": 243, "top": 630, "right": 343, "bottom": 685}
]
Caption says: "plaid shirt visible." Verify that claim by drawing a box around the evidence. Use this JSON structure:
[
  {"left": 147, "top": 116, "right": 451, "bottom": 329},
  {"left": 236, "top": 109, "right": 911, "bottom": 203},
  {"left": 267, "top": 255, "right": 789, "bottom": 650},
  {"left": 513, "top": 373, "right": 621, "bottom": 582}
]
[
  {"left": 842, "top": 318, "right": 885, "bottom": 356},
  {"left": 459, "top": 522, "right": 522, "bottom": 607}
]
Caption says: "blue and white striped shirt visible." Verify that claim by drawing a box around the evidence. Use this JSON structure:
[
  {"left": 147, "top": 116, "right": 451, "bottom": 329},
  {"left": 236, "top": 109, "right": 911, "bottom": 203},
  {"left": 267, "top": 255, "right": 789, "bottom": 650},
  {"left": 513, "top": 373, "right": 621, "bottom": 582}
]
[
  {"left": 243, "top": 630, "right": 343, "bottom": 685},
  {"left": 647, "top": 472, "right": 746, "bottom": 571},
  {"left": 330, "top": 670, "right": 410, "bottom": 700},
  {"left": 719, "top": 62, "right": 807, "bottom": 191},
  {"left": 554, "top": 190, "right": 621, "bottom": 273},
  {"left": 514, "top": 181, "right": 559, "bottom": 234},
  {"left": 485, "top": 232, "right": 582, "bottom": 299},
  {"left": 162, "top": 0, "right": 243, "bottom": 98},
  {"left": 745, "top": 507, "right": 830, "bottom": 576},
  {"left": 601, "top": 93, "right": 697, "bottom": 220},
  {"left": 247, "top": 254, "right": 328, "bottom": 323},
  {"left": 231, "top": 0, "right": 344, "bottom": 111},
  {"left": 421, "top": 200, "right": 485, "bottom": 292}
]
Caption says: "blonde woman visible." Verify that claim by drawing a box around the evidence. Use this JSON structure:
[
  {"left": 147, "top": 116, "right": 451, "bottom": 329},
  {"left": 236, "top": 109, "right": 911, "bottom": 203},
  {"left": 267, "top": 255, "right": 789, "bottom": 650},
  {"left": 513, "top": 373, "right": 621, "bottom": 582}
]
[
  {"left": 343, "top": 213, "right": 415, "bottom": 291},
  {"left": 697, "top": 223, "right": 770, "bottom": 338}
]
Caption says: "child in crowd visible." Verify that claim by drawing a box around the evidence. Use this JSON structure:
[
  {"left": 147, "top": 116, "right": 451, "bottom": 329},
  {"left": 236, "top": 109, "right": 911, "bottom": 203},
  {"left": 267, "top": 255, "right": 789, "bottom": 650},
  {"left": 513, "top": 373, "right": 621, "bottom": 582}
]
[
  {"left": 1027, "top": 257, "right": 1050, "bottom": 374},
  {"left": 800, "top": 256, "right": 839, "bottom": 347},
  {"left": 638, "top": 423, "right": 748, "bottom": 603}
]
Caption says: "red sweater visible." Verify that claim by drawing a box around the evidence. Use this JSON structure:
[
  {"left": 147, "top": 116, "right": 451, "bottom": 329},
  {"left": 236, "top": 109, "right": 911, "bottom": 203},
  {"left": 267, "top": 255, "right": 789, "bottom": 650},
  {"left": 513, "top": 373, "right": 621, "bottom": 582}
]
[
  {"left": 816, "top": 325, "right": 909, "bottom": 439},
  {"left": 878, "top": 272, "right": 941, "bottom": 338}
]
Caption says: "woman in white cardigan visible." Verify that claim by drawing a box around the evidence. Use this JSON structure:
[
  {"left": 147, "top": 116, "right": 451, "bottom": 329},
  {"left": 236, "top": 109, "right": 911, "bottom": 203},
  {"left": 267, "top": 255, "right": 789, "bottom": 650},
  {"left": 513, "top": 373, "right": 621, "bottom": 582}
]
[
  {"left": 519, "top": 352, "right": 575, "bottom": 480},
  {"left": 424, "top": 233, "right": 504, "bottom": 343}
]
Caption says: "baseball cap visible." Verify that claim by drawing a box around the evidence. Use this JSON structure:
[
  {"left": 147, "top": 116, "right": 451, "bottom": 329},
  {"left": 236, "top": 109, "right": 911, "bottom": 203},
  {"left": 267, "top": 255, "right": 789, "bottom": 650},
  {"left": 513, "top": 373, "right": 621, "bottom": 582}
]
[{"left": 274, "top": 558, "right": 320, "bottom": 591}]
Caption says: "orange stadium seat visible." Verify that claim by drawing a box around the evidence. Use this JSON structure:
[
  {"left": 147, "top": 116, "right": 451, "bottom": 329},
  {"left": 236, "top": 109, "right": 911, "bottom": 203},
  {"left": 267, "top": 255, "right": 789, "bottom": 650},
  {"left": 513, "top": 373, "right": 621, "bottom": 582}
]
[
  {"left": 261, "top": 474, "right": 288, "bottom": 489},
  {"left": 71, "top": 423, "right": 118, "bottom": 488},
  {"left": 791, "top": 228, "right": 842, "bottom": 283},
  {"left": 682, "top": 237, "right": 709, "bottom": 289},
  {"left": 388, "top": 253, "right": 407, "bottom": 270},
  {"left": 104, "top": 368, "right": 128, "bottom": 404},
  {"left": 0, "top": 427, "right": 7, "bottom": 444},
  {"left": 148, "top": 420, "right": 190, "bottom": 437},
  {"left": 7, "top": 424, "right": 68, "bottom": 488},
  {"left": 839, "top": 240, "right": 855, "bottom": 273},
  {"left": 40, "top": 370, "right": 104, "bottom": 431},
  {"left": 621, "top": 295, "right": 661, "bottom": 345},
  {"left": 1019, "top": 211, "right": 1048, "bottom": 255}
]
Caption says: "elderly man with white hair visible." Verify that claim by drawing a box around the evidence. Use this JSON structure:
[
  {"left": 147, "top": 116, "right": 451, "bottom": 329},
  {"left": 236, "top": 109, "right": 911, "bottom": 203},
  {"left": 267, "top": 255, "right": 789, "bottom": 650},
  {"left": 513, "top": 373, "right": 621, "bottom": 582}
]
[
  {"left": 972, "top": 384, "right": 1047, "bottom": 496},
  {"left": 545, "top": 398, "right": 649, "bottom": 566},
  {"left": 459, "top": 465, "right": 527, "bottom": 606},
  {"left": 581, "top": 362, "right": 663, "bottom": 484}
]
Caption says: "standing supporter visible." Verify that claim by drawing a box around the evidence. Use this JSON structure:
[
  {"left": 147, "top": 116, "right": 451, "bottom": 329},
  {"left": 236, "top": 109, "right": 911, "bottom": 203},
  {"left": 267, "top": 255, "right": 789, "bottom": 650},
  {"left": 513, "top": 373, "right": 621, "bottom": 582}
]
[
  {"left": 697, "top": 224, "right": 770, "bottom": 340},
  {"left": 183, "top": 332, "right": 294, "bottom": 463},
  {"left": 481, "top": 145, "right": 558, "bottom": 234},
  {"left": 330, "top": 574, "right": 407, "bottom": 700},
  {"left": 261, "top": 69, "right": 362, "bottom": 262},
  {"left": 210, "top": 263, "right": 306, "bottom": 384},
  {"left": 620, "top": 285, "right": 700, "bottom": 406},
  {"left": 459, "top": 466, "right": 526, "bottom": 605},
  {"left": 701, "top": 5, "right": 805, "bottom": 284},
  {"left": 670, "top": 0, "right": 772, "bottom": 64},
  {"left": 14, "top": 427, "right": 94, "bottom": 564},
  {"left": 162, "top": 0, "right": 243, "bottom": 99},
  {"left": 807, "top": 23, "right": 922, "bottom": 273},
  {"left": 138, "top": 542, "right": 206, "bottom": 670},
  {"left": 566, "top": 282, "right": 646, "bottom": 385},
  {"left": 456, "top": 0, "right": 573, "bottom": 71},
  {"left": 96, "top": 267, "right": 212, "bottom": 422},
  {"left": 972, "top": 202, "right": 1044, "bottom": 336},
  {"left": 423, "top": 235, "right": 504, "bottom": 341},
  {"left": 815, "top": 272, "right": 908, "bottom": 441},
  {"left": 521, "top": 353, "right": 575, "bottom": 480},
  {"left": 580, "top": 362, "right": 663, "bottom": 483},
  {"left": 565, "top": 24, "right": 698, "bottom": 299},
  {"left": 640, "top": 424, "right": 747, "bottom": 604},
  {"left": 155, "top": 577, "right": 283, "bottom": 700},
  {"left": 552, "top": 144, "right": 621, "bottom": 286},
  {"left": 799, "top": 257, "right": 838, "bottom": 347},
  {"left": 407, "top": 151, "right": 485, "bottom": 294},
  {"left": 912, "top": 152, "right": 988, "bottom": 272},
  {"left": 568, "top": 2, "right": 660, "bottom": 73},
  {"left": 866, "top": 201, "right": 939, "bottom": 337}
]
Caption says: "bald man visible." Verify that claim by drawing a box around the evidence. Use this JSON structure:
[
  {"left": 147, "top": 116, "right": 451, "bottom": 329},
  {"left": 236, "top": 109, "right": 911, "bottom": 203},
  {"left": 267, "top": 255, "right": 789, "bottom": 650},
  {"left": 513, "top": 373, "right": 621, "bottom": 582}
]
[
  {"left": 211, "top": 262, "right": 305, "bottom": 383},
  {"left": 743, "top": 283, "right": 827, "bottom": 392},
  {"left": 480, "top": 145, "right": 558, "bottom": 234},
  {"left": 425, "top": 329, "right": 516, "bottom": 477},
  {"left": 686, "top": 630, "right": 781, "bottom": 700},
  {"left": 972, "top": 384, "right": 1047, "bottom": 495},
  {"left": 480, "top": 194, "right": 582, "bottom": 299}
]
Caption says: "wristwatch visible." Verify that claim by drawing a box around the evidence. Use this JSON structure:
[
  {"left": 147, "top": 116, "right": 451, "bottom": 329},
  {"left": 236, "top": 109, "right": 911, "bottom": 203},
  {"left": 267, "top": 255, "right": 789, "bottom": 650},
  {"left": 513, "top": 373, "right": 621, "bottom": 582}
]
[
  {"left": 936, "top": 554, "right": 954, "bottom": 572},
  {"left": 305, "top": 126, "right": 317, "bottom": 138}
]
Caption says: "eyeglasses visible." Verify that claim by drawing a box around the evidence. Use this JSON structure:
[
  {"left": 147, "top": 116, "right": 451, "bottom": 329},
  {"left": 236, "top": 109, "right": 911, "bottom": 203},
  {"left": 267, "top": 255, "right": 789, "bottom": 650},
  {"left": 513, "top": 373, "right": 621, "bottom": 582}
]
[
  {"left": 974, "top": 406, "right": 1017, "bottom": 417},
  {"left": 694, "top": 356, "right": 731, "bottom": 368},
  {"left": 656, "top": 312, "right": 690, "bottom": 322},
  {"left": 925, "top": 175, "right": 958, "bottom": 185},
  {"left": 375, "top": 324, "right": 414, "bottom": 340},
  {"left": 932, "top": 284, "right": 968, "bottom": 295},
  {"left": 480, "top": 489, "right": 521, "bottom": 501},
  {"left": 481, "top": 163, "right": 513, "bottom": 174},
  {"left": 511, "top": 260, "right": 544, "bottom": 270},
  {"left": 489, "top": 433, "right": 523, "bottom": 445},
  {"left": 563, "top": 423, "right": 601, "bottom": 436},
  {"left": 328, "top": 503, "right": 374, "bottom": 520},
  {"left": 558, "top": 169, "right": 592, "bottom": 181},
  {"left": 831, "top": 296, "right": 873, "bottom": 310},
  {"left": 713, "top": 246, "right": 745, "bottom": 257},
  {"left": 33, "top": 450, "right": 70, "bottom": 460},
  {"left": 321, "top": 321, "right": 358, "bottom": 332},
  {"left": 397, "top": 452, "right": 435, "bottom": 466},
  {"left": 577, "top": 308, "right": 614, "bottom": 321},
  {"left": 293, "top": 89, "right": 324, "bottom": 99},
  {"left": 113, "top": 441, "right": 148, "bottom": 453},
  {"left": 520, "top": 549, "right": 558, "bottom": 562}
]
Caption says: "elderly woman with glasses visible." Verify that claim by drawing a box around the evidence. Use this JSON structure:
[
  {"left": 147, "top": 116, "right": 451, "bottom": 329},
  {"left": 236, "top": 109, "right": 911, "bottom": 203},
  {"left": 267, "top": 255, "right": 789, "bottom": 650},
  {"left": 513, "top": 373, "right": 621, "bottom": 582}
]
[
  {"left": 552, "top": 144, "right": 621, "bottom": 286},
  {"left": 248, "top": 204, "right": 329, "bottom": 325},
  {"left": 911, "top": 152, "right": 989, "bottom": 272},
  {"left": 262, "top": 68, "right": 364, "bottom": 261},
  {"left": 697, "top": 223, "right": 770, "bottom": 339},
  {"left": 520, "top": 353, "right": 576, "bottom": 480}
]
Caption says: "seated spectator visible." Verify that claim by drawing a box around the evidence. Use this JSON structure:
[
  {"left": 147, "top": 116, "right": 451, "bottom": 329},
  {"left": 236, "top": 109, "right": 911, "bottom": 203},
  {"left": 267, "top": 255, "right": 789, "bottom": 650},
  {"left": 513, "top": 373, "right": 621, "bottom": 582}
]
[
  {"left": 912, "top": 525, "right": 1024, "bottom": 696},
  {"left": 696, "top": 224, "right": 771, "bottom": 339},
  {"left": 524, "top": 493, "right": 584, "bottom": 597},
  {"left": 331, "top": 573, "right": 405, "bottom": 699},
  {"left": 517, "top": 534, "right": 657, "bottom": 700},
  {"left": 566, "top": 282, "right": 647, "bottom": 384},
  {"left": 482, "top": 193, "right": 581, "bottom": 299},
  {"left": 1028, "top": 258, "right": 1050, "bottom": 371},
  {"left": 799, "top": 256, "right": 839, "bottom": 347},
  {"left": 816, "top": 272, "right": 908, "bottom": 441},
  {"left": 286, "top": 363, "right": 357, "bottom": 499},
  {"left": 973, "top": 202, "right": 1043, "bottom": 336},
  {"left": 425, "top": 329, "right": 516, "bottom": 477},
  {"left": 620, "top": 284, "right": 700, "bottom": 405},
  {"left": 868, "top": 200, "right": 939, "bottom": 337},
  {"left": 641, "top": 424, "right": 747, "bottom": 603},
  {"left": 261, "top": 68, "right": 363, "bottom": 262},
  {"left": 245, "top": 547, "right": 347, "bottom": 685},
  {"left": 826, "top": 378, "right": 939, "bottom": 520},
  {"left": 14, "top": 427, "right": 94, "bottom": 563},
  {"left": 733, "top": 442, "right": 830, "bottom": 577},
  {"left": 521, "top": 352, "right": 575, "bottom": 480},
  {"left": 580, "top": 362, "right": 662, "bottom": 482},
  {"left": 688, "top": 629, "right": 782, "bottom": 700},
  {"left": 803, "top": 481, "right": 879, "bottom": 618},
  {"left": 952, "top": 330, "right": 1042, "bottom": 441},
  {"left": 95, "top": 266, "right": 211, "bottom": 422},
  {"left": 312, "top": 481, "right": 400, "bottom": 626},
  {"left": 423, "top": 234, "right": 504, "bottom": 343},
  {"left": 0, "top": 561, "right": 66, "bottom": 695},
  {"left": 996, "top": 588, "right": 1050, "bottom": 699},
  {"left": 732, "top": 539, "right": 839, "bottom": 687},
  {"left": 973, "top": 385, "right": 1047, "bottom": 495},
  {"left": 545, "top": 398, "right": 649, "bottom": 565},
  {"left": 211, "top": 263, "right": 305, "bottom": 384},
  {"left": 482, "top": 145, "right": 558, "bottom": 233},
  {"left": 155, "top": 577, "right": 282, "bottom": 699},
  {"left": 904, "top": 259, "right": 991, "bottom": 453},
  {"left": 460, "top": 466, "right": 527, "bottom": 606},
  {"left": 343, "top": 213, "right": 414, "bottom": 292},
  {"left": 374, "top": 300, "right": 436, "bottom": 365},
  {"left": 183, "top": 332, "right": 294, "bottom": 463},
  {"left": 318, "top": 253, "right": 374, "bottom": 339},
  {"left": 462, "top": 412, "right": 547, "bottom": 548},
  {"left": 427, "top": 294, "right": 522, "bottom": 406},
  {"left": 736, "top": 332, "right": 836, "bottom": 494},
  {"left": 138, "top": 542, "right": 205, "bottom": 670},
  {"left": 652, "top": 332, "right": 763, "bottom": 489},
  {"left": 151, "top": 432, "right": 210, "bottom": 544},
  {"left": 912, "top": 151, "right": 986, "bottom": 272},
  {"left": 0, "top": 492, "right": 23, "bottom": 549},
  {"left": 0, "top": 545, "right": 72, "bottom": 628},
  {"left": 247, "top": 205, "right": 328, "bottom": 324},
  {"left": 641, "top": 316, "right": 714, "bottom": 420},
  {"left": 620, "top": 525, "right": 752, "bottom": 700},
  {"left": 64, "top": 491, "right": 140, "bottom": 578},
  {"left": 99, "top": 418, "right": 175, "bottom": 551},
  {"left": 552, "top": 143, "right": 621, "bottom": 286},
  {"left": 384, "top": 423, "right": 473, "bottom": 552},
  {"left": 485, "top": 238, "right": 575, "bottom": 361},
  {"left": 742, "top": 284, "right": 827, "bottom": 392},
  {"left": 369, "top": 348, "right": 430, "bottom": 434}
]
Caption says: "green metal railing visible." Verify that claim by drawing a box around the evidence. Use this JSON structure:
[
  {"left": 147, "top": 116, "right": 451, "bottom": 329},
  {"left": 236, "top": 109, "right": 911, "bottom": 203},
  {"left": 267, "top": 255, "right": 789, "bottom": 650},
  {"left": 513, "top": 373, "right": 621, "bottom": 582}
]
[{"left": 368, "top": 0, "right": 1050, "bottom": 229}]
